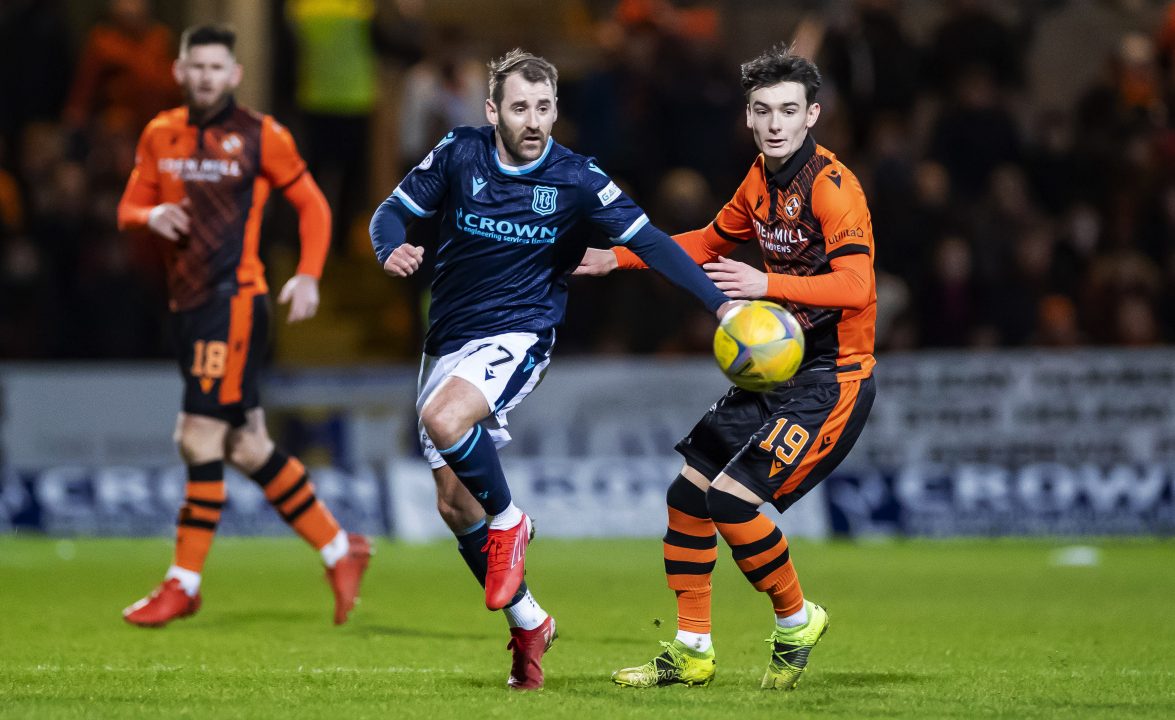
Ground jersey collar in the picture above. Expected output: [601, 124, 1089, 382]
[187, 96, 237, 128]
[765, 133, 816, 191]
[493, 137, 553, 176]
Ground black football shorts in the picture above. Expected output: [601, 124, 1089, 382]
[676, 375, 875, 512]
[169, 289, 269, 427]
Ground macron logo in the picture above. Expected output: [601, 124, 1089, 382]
[472, 176, 487, 197]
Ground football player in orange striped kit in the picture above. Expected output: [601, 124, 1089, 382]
[577, 44, 877, 690]
[117, 24, 371, 628]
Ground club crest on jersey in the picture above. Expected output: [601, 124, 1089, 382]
[221, 133, 243, 155]
[783, 193, 803, 219]
[532, 186, 558, 216]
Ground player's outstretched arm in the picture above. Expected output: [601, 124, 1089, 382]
[578, 244, 744, 319]
[624, 223, 731, 317]
[763, 254, 872, 310]
[716, 299, 748, 320]
[578, 226, 736, 275]
[705, 253, 871, 309]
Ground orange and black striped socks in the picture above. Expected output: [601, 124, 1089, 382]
[709, 488, 804, 619]
[250, 450, 340, 552]
[663, 477, 717, 635]
[172, 460, 226, 579]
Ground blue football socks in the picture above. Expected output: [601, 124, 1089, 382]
[438, 425, 512, 516]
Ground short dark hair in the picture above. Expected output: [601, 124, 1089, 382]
[740, 44, 821, 105]
[180, 24, 236, 57]
[488, 49, 558, 107]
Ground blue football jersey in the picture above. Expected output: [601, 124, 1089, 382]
[393, 126, 650, 356]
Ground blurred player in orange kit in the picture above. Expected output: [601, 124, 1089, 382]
[117, 24, 371, 628]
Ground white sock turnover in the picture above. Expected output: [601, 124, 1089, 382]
[320, 530, 350, 568]
[675, 630, 712, 653]
[776, 603, 808, 628]
[503, 590, 547, 631]
[489, 503, 523, 530]
[165, 565, 201, 597]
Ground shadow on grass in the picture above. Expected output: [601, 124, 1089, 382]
[532, 670, 930, 696]
[360, 625, 497, 642]
[820, 670, 928, 687]
[198, 609, 322, 627]
[455, 675, 620, 693]
[576, 634, 663, 647]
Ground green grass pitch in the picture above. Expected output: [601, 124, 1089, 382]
[2, 535, 1173, 719]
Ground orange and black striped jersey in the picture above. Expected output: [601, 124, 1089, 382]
[706, 136, 875, 381]
[615, 135, 876, 382]
[118, 100, 321, 311]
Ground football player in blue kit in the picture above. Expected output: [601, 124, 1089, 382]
[370, 49, 740, 689]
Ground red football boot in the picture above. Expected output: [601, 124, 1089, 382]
[507, 615, 557, 690]
[123, 578, 201, 628]
[325, 533, 373, 625]
[484, 513, 532, 610]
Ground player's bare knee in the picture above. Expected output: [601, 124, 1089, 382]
[420, 401, 471, 447]
[176, 424, 224, 464]
[419, 401, 448, 437]
[226, 431, 274, 473]
[175, 435, 203, 464]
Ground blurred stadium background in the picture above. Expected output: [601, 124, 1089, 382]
[0, 1, 1173, 715]
[2, 0, 1172, 541]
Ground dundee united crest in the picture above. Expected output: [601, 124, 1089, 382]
[221, 133, 243, 155]
[532, 186, 558, 216]
[784, 193, 803, 219]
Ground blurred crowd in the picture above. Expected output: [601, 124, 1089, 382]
[1, 0, 1174, 361]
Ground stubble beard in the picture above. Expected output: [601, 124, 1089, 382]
[498, 122, 545, 165]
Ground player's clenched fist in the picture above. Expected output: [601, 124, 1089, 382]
[146, 199, 191, 241]
[382, 243, 425, 277]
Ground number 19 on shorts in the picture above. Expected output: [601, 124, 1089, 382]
[759, 418, 810, 466]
